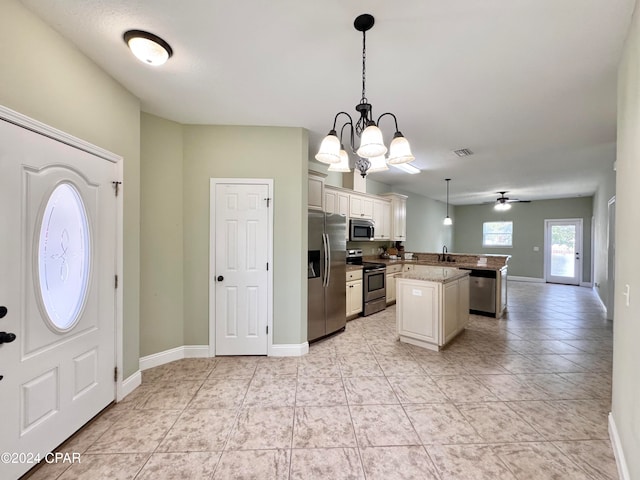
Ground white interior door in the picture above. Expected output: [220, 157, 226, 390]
[544, 219, 583, 285]
[0, 114, 118, 479]
[211, 181, 271, 356]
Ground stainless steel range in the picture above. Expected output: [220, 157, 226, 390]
[346, 249, 387, 316]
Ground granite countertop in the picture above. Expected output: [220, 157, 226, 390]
[397, 266, 470, 284]
[371, 257, 508, 271]
[346, 264, 364, 272]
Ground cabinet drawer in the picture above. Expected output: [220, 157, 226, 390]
[346, 269, 363, 281]
[386, 264, 402, 274]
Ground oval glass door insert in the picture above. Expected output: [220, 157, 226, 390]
[38, 183, 91, 331]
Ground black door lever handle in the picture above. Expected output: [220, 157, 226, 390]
[0, 332, 16, 344]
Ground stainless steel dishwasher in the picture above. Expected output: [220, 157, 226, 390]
[465, 269, 496, 315]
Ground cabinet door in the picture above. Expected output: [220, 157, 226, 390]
[393, 196, 407, 241]
[346, 280, 363, 316]
[337, 192, 350, 217]
[325, 189, 337, 214]
[386, 273, 396, 303]
[350, 194, 373, 219]
[397, 280, 439, 343]
[373, 199, 391, 240]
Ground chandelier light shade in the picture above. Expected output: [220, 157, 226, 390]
[328, 147, 352, 172]
[443, 178, 453, 225]
[315, 14, 415, 177]
[123, 30, 173, 66]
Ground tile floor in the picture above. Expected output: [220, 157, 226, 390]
[26, 281, 618, 479]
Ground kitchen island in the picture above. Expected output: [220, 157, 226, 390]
[396, 266, 470, 351]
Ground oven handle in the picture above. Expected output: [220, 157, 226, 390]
[364, 267, 387, 273]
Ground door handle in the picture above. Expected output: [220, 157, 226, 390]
[0, 306, 6, 318]
[0, 332, 16, 344]
[217, 276, 224, 282]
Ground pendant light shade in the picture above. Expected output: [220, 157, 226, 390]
[123, 30, 173, 66]
[328, 148, 351, 172]
[366, 155, 389, 173]
[443, 178, 453, 226]
[387, 133, 415, 164]
[356, 124, 387, 158]
[315, 130, 342, 164]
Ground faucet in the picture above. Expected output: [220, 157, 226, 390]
[439, 245, 448, 262]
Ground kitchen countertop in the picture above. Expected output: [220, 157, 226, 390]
[368, 256, 509, 271]
[398, 266, 470, 284]
[346, 264, 364, 272]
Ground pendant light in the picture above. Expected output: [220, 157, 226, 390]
[315, 14, 415, 177]
[443, 178, 453, 225]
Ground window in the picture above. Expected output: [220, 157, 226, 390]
[483, 221, 513, 247]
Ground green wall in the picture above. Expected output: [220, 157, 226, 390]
[612, 3, 640, 477]
[454, 198, 593, 282]
[592, 168, 616, 317]
[182, 125, 308, 346]
[140, 114, 184, 356]
[0, 0, 142, 378]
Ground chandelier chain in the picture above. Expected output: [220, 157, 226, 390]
[361, 31, 367, 102]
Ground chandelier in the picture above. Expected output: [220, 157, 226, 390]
[315, 14, 415, 177]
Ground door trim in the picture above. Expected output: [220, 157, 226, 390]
[0, 104, 125, 401]
[209, 178, 274, 357]
[543, 218, 583, 285]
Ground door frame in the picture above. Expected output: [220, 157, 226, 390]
[209, 178, 274, 357]
[544, 218, 583, 285]
[606, 196, 616, 319]
[0, 105, 125, 400]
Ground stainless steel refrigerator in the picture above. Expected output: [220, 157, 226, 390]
[308, 211, 347, 342]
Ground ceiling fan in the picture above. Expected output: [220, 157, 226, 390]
[492, 191, 530, 211]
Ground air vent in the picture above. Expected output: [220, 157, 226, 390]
[453, 148, 473, 157]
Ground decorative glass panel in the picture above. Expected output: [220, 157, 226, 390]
[38, 183, 90, 330]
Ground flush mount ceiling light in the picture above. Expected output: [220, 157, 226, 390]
[443, 178, 453, 225]
[123, 30, 173, 66]
[315, 14, 415, 177]
[390, 162, 421, 174]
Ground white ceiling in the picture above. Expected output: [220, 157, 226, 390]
[21, 0, 635, 204]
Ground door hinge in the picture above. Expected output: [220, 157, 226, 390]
[112, 181, 122, 197]
[266, 325, 269, 334]
[264, 197, 271, 207]
[114, 366, 118, 382]
[266, 262, 269, 271]
[115, 275, 118, 289]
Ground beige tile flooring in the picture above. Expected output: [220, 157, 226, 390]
[27, 281, 618, 479]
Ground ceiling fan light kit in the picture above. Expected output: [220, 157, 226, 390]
[315, 14, 416, 178]
[493, 191, 530, 210]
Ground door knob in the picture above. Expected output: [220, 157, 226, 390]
[0, 306, 6, 319]
[217, 276, 224, 282]
[0, 332, 16, 344]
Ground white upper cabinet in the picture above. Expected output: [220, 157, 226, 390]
[308, 171, 326, 211]
[324, 186, 350, 217]
[349, 193, 374, 219]
[381, 193, 407, 241]
[372, 198, 391, 240]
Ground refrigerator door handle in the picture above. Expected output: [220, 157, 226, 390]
[322, 233, 329, 287]
[325, 233, 331, 287]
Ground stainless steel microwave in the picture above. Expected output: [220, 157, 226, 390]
[349, 218, 375, 241]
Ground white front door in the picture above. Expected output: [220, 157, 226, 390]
[211, 180, 272, 356]
[544, 219, 583, 286]
[0, 113, 118, 479]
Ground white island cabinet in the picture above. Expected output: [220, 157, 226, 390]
[396, 267, 470, 351]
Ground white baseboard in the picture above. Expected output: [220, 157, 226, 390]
[580, 281, 593, 288]
[508, 276, 545, 283]
[118, 370, 142, 402]
[269, 342, 309, 357]
[609, 412, 630, 480]
[139, 345, 210, 371]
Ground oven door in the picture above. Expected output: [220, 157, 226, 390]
[364, 268, 386, 302]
